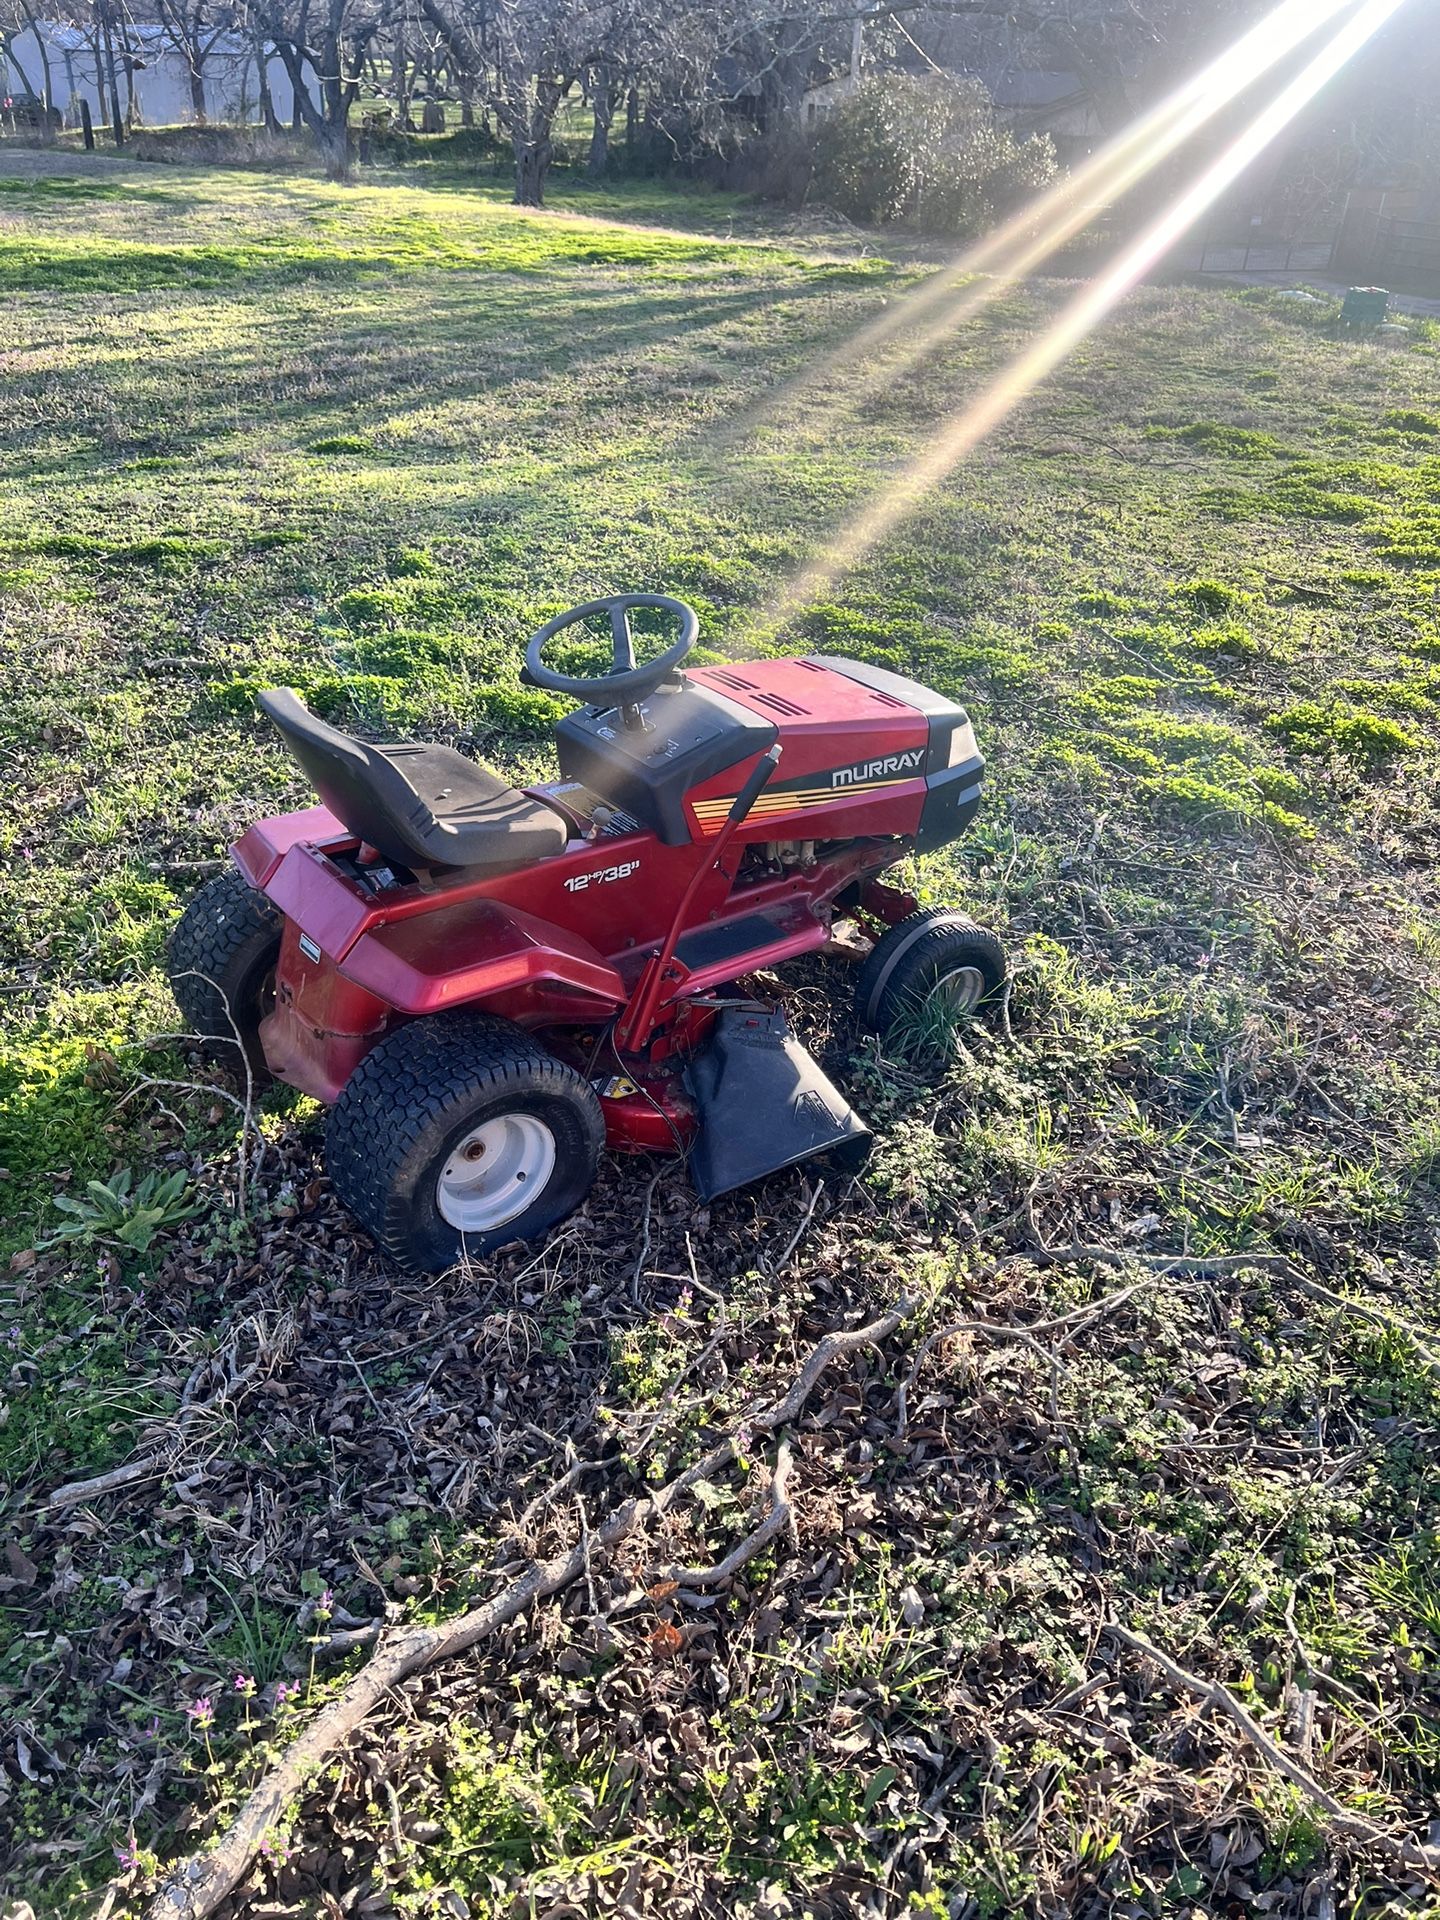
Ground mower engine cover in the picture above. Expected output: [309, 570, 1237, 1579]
[555, 654, 982, 853]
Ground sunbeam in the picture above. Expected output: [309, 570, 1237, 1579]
[757, 0, 1409, 633]
[717, 0, 1368, 452]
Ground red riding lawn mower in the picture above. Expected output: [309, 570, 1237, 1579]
[168, 595, 1004, 1273]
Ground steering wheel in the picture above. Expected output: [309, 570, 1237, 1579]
[522, 593, 698, 709]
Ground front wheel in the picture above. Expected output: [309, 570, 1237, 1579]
[856, 908, 1006, 1038]
[167, 867, 282, 1087]
[325, 1012, 604, 1274]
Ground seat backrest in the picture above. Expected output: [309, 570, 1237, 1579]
[257, 688, 435, 868]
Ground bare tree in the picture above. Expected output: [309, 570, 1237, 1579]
[152, 0, 240, 122]
[254, 0, 382, 176]
[413, 0, 606, 204]
[1, 0, 42, 98]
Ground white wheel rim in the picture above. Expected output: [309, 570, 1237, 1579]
[930, 965, 985, 1015]
[436, 1114, 556, 1233]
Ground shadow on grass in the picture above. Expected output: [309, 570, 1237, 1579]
[0, 274, 863, 484]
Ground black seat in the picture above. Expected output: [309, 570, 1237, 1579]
[257, 689, 568, 874]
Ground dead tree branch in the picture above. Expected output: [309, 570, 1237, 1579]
[656, 1440, 794, 1589]
[1108, 1623, 1440, 1877]
[1029, 1237, 1440, 1374]
[35, 1329, 267, 1513]
[145, 1296, 916, 1920]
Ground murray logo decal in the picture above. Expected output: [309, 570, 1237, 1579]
[690, 745, 928, 833]
[830, 748, 924, 788]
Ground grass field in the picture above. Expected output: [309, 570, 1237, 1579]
[3, 148, 1440, 1920]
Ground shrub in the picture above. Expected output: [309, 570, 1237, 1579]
[1074, 586, 1132, 618]
[1146, 422, 1281, 460]
[473, 684, 569, 734]
[109, 535, 224, 569]
[1191, 620, 1258, 658]
[310, 434, 375, 455]
[808, 74, 1056, 234]
[1266, 701, 1422, 761]
[1176, 577, 1253, 616]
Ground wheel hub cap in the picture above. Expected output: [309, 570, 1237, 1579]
[436, 1114, 556, 1233]
[930, 965, 985, 1015]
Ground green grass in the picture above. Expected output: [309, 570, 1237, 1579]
[4, 152, 1440, 1919]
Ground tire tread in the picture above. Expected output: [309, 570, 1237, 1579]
[166, 868, 282, 1074]
[857, 907, 1006, 1034]
[326, 1013, 603, 1272]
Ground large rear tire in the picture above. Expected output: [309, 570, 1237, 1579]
[167, 868, 282, 1087]
[325, 1012, 604, 1274]
[856, 908, 1006, 1038]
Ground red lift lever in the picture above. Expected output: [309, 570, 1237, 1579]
[614, 745, 782, 1055]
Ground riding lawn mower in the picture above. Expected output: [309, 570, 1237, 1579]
[168, 594, 1004, 1273]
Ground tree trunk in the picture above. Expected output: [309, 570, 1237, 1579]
[391, 32, 413, 130]
[316, 116, 351, 181]
[4, 37, 39, 103]
[98, 8, 124, 145]
[513, 134, 549, 206]
[273, 36, 352, 181]
[587, 69, 613, 179]
[507, 71, 566, 206]
[625, 85, 637, 163]
[188, 54, 206, 124]
[317, 24, 360, 182]
[256, 45, 280, 135]
[17, 0, 56, 142]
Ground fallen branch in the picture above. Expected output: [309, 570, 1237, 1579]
[893, 1278, 1151, 1442]
[766, 1181, 822, 1275]
[37, 1453, 168, 1511]
[1030, 1236, 1440, 1375]
[36, 1355, 219, 1513]
[145, 1297, 916, 1920]
[657, 1441, 794, 1589]
[36, 1316, 277, 1513]
[1108, 1623, 1440, 1877]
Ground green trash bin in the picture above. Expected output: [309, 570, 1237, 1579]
[1341, 286, 1390, 327]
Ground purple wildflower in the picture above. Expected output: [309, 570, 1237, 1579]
[114, 1841, 141, 1872]
[185, 1695, 213, 1728]
[234, 1672, 256, 1695]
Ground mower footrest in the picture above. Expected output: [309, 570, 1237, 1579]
[685, 1008, 872, 1202]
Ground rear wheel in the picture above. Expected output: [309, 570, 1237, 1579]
[856, 908, 1006, 1038]
[167, 868, 282, 1086]
[325, 1012, 604, 1274]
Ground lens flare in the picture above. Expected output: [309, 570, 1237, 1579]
[760, 0, 1407, 632]
[719, 0, 1365, 451]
